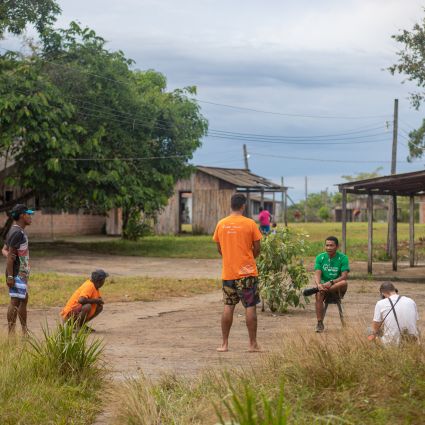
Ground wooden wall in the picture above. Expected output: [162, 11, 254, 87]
[192, 172, 234, 234]
[155, 177, 192, 234]
[155, 171, 235, 235]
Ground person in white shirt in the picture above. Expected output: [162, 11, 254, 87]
[369, 282, 419, 345]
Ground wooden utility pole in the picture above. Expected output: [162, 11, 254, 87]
[304, 176, 308, 222]
[387, 99, 398, 257]
[243, 144, 249, 170]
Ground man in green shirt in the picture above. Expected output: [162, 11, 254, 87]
[313, 236, 349, 333]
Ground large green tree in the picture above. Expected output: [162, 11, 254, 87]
[389, 15, 425, 160]
[0, 23, 207, 236]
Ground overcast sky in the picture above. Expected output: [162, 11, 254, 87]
[4, 0, 425, 200]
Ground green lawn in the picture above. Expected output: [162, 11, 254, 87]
[30, 222, 425, 262]
[0, 273, 219, 307]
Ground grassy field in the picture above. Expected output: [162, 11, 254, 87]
[112, 330, 425, 424]
[30, 222, 425, 262]
[0, 273, 219, 307]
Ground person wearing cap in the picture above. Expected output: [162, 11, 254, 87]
[369, 281, 419, 345]
[4, 204, 34, 335]
[61, 270, 108, 329]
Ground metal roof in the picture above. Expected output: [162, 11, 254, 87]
[196, 166, 283, 191]
[337, 169, 425, 196]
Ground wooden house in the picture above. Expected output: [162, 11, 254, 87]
[155, 166, 284, 235]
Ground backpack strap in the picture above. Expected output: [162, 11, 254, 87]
[388, 296, 403, 335]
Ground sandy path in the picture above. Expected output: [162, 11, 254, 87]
[30, 255, 222, 279]
[30, 253, 425, 281]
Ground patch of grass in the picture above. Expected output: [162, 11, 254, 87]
[0, 333, 102, 424]
[0, 273, 220, 307]
[112, 330, 425, 424]
[30, 222, 425, 262]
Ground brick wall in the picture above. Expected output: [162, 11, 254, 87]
[0, 211, 106, 238]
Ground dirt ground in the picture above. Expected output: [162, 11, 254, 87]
[30, 253, 425, 280]
[2, 256, 425, 424]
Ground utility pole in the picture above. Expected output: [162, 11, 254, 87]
[387, 99, 398, 256]
[281, 177, 285, 225]
[304, 176, 308, 222]
[243, 144, 249, 170]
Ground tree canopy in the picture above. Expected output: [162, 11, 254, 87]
[0, 0, 60, 37]
[389, 15, 425, 160]
[0, 22, 207, 236]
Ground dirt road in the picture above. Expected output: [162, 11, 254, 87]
[3, 280, 424, 381]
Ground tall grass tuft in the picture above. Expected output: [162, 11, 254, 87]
[29, 320, 104, 379]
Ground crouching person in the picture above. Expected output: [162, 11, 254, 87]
[60, 269, 108, 330]
[369, 281, 419, 345]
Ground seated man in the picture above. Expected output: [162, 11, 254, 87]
[313, 236, 349, 333]
[61, 269, 108, 329]
[369, 281, 419, 345]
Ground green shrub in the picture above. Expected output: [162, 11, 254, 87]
[257, 227, 310, 312]
[29, 320, 104, 380]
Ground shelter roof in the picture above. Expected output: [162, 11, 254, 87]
[196, 166, 283, 191]
[337, 170, 425, 196]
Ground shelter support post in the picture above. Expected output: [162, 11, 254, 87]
[272, 192, 275, 217]
[341, 189, 347, 254]
[392, 194, 397, 271]
[284, 189, 288, 227]
[260, 190, 264, 209]
[409, 195, 415, 267]
[367, 193, 373, 274]
[246, 192, 251, 218]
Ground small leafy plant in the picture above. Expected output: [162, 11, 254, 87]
[257, 227, 310, 313]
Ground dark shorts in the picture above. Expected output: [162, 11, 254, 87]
[260, 225, 270, 234]
[324, 284, 347, 303]
[222, 276, 260, 308]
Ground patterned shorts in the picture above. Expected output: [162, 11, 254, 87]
[222, 276, 260, 308]
[9, 276, 28, 300]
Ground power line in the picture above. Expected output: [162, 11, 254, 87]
[0, 45, 392, 121]
[249, 151, 418, 164]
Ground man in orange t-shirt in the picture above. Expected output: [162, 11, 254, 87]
[213, 193, 262, 352]
[61, 269, 108, 329]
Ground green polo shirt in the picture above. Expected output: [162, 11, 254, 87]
[314, 251, 350, 283]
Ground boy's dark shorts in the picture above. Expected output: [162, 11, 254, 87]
[222, 276, 260, 308]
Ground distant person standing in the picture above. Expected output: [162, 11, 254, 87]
[4, 204, 34, 335]
[213, 193, 263, 352]
[258, 207, 271, 235]
[369, 282, 419, 345]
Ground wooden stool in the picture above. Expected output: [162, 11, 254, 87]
[323, 296, 345, 326]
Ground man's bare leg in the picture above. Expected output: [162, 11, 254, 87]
[315, 292, 325, 321]
[75, 304, 92, 328]
[7, 298, 19, 334]
[246, 306, 260, 352]
[217, 304, 235, 352]
[17, 295, 29, 335]
[328, 280, 347, 295]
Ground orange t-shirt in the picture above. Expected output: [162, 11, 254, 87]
[61, 279, 101, 319]
[213, 214, 262, 280]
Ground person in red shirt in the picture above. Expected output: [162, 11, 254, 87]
[258, 207, 271, 234]
[213, 193, 263, 352]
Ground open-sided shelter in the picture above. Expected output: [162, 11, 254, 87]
[338, 170, 425, 273]
[155, 166, 286, 234]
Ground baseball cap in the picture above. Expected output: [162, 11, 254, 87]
[91, 269, 109, 282]
[10, 204, 34, 219]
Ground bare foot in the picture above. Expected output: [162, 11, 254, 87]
[216, 344, 229, 352]
[248, 344, 263, 353]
